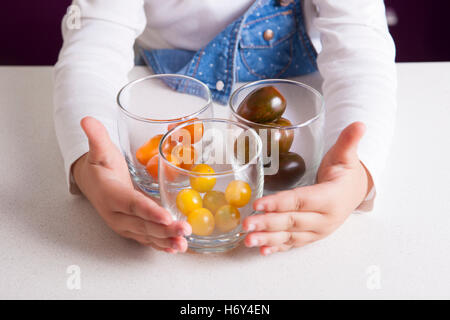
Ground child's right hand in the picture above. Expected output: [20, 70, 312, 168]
[72, 117, 191, 253]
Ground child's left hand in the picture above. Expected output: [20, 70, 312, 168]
[243, 122, 373, 255]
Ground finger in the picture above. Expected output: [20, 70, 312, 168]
[112, 212, 191, 238]
[328, 122, 366, 165]
[253, 183, 333, 213]
[151, 236, 188, 252]
[80, 116, 115, 167]
[105, 180, 174, 225]
[245, 231, 316, 248]
[243, 212, 324, 232]
[122, 231, 178, 253]
[122, 231, 187, 252]
[260, 245, 289, 256]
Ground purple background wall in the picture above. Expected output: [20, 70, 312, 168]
[0, 0, 449, 65]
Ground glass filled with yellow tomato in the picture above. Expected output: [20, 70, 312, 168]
[117, 74, 213, 196]
[159, 119, 264, 253]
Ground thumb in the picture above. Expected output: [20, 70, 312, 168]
[329, 122, 366, 165]
[80, 116, 115, 166]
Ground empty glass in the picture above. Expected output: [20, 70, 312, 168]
[158, 119, 264, 253]
[117, 74, 213, 196]
[229, 79, 324, 194]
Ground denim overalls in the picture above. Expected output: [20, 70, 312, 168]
[141, 0, 317, 105]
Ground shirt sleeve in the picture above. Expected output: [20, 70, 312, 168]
[53, 0, 146, 193]
[312, 0, 397, 211]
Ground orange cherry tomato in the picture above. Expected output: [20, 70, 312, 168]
[170, 144, 197, 170]
[145, 154, 159, 180]
[146, 153, 181, 181]
[136, 134, 163, 165]
[168, 118, 204, 145]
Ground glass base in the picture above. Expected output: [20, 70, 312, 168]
[127, 156, 161, 197]
[186, 232, 246, 253]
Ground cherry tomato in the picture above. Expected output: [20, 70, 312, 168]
[225, 180, 252, 208]
[146, 153, 180, 181]
[215, 205, 240, 233]
[187, 208, 215, 236]
[176, 189, 203, 216]
[203, 191, 228, 215]
[189, 164, 216, 193]
[136, 134, 163, 165]
[168, 118, 204, 144]
[264, 152, 306, 191]
[170, 144, 197, 170]
[145, 154, 159, 179]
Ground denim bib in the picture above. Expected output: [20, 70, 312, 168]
[141, 0, 317, 105]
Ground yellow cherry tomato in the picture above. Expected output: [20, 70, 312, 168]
[187, 208, 215, 236]
[189, 164, 217, 193]
[203, 191, 228, 215]
[215, 205, 240, 233]
[225, 180, 252, 208]
[176, 189, 203, 216]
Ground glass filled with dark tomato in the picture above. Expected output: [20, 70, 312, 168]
[229, 79, 324, 194]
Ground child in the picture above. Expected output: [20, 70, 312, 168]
[54, 0, 396, 255]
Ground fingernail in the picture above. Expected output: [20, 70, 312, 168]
[183, 224, 192, 236]
[246, 224, 255, 232]
[255, 204, 264, 211]
[177, 229, 184, 236]
[249, 238, 258, 247]
[160, 218, 171, 226]
[172, 242, 179, 250]
[263, 248, 271, 256]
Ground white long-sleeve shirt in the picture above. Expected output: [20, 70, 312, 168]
[54, 0, 397, 210]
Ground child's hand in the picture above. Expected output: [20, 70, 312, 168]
[243, 122, 373, 255]
[72, 117, 191, 253]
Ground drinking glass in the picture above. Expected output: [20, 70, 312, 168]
[229, 79, 324, 194]
[158, 119, 264, 253]
[117, 74, 213, 196]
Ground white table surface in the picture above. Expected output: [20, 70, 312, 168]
[0, 63, 449, 300]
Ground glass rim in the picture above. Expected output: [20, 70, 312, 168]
[228, 78, 325, 129]
[158, 118, 263, 177]
[116, 74, 212, 124]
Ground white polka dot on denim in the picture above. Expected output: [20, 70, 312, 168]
[209, 64, 214, 67]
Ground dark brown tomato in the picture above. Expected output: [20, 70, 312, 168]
[236, 86, 287, 123]
[233, 131, 258, 164]
[264, 152, 306, 191]
[260, 117, 294, 156]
